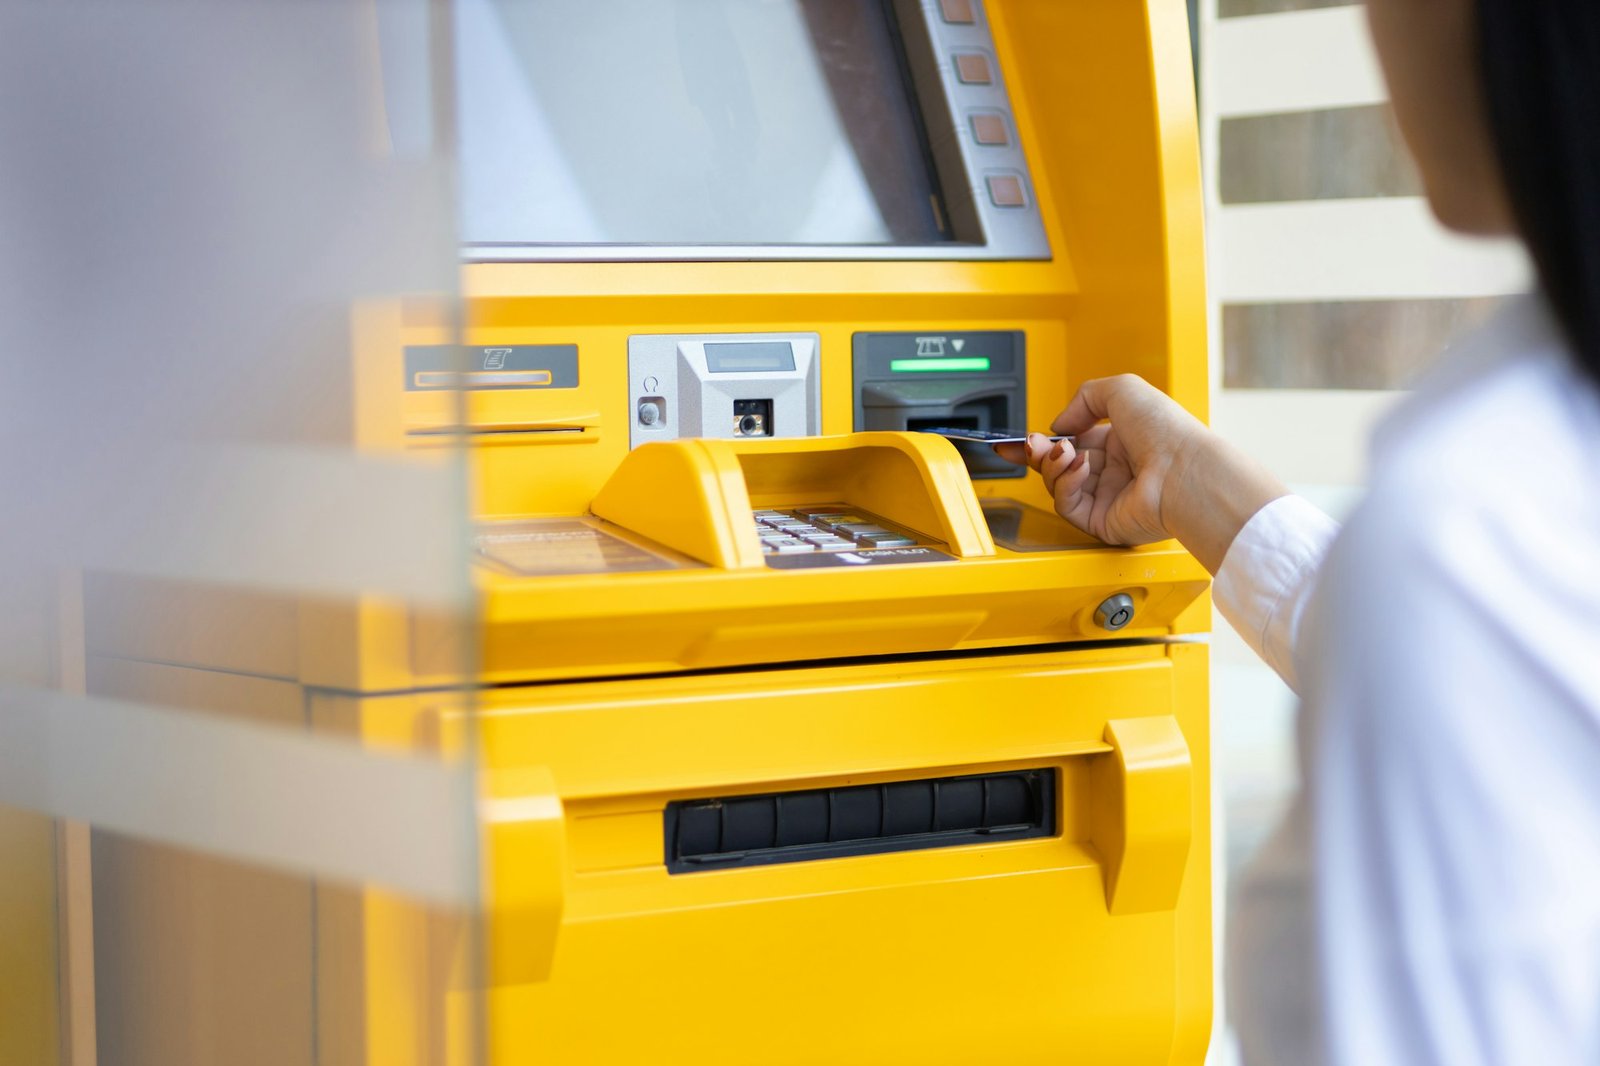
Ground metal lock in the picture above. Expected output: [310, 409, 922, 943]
[1094, 593, 1136, 632]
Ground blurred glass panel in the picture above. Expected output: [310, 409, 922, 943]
[0, 2, 481, 1066]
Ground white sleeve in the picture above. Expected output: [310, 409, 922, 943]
[1304, 500, 1600, 1066]
[1212, 493, 1340, 694]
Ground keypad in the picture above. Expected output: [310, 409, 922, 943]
[752, 506, 920, 555]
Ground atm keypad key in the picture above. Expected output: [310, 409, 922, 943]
[753, 506, 926, 554]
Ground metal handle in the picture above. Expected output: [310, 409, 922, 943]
[1088, 716, 1193, 915]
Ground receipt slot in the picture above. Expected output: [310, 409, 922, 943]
[854, 330, 1027, 478]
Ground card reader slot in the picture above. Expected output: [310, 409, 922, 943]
[664, 768, 1055, 872]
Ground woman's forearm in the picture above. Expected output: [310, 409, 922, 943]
[1161, 432, 1290, 575]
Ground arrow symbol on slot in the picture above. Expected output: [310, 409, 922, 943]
[951, 339, 965, 352]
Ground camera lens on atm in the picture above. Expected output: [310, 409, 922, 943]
[733, 399, 773, 437]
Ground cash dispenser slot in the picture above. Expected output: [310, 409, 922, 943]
[665, 768, 1056, 872]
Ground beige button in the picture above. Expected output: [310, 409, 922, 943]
[970, 113, 1008, 146]
[954, 53, 993, 85]
[987, 174, 1026, 207]
[939, 0, 976, 24]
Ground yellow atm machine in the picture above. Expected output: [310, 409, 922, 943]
[86, 1, 1211, 1063]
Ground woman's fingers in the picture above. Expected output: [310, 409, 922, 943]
[1056, 453, 1098, 532]
[992, 432, 1057, 471]
[991, 440, 1029, 468]
[1089, 463, 1137, 542]
[1038, 440, 1098, 530]
[1039, 437, 1078, 497]
[1074, 422, 1112, 453]
[1051, 377, 1119, 437]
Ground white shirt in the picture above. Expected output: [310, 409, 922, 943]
[1215, 295, 1600, 1066]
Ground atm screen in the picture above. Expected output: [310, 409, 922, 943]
[457, 0, 951, 248]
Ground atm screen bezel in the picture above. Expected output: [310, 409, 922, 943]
[458, 0, 1050, 263]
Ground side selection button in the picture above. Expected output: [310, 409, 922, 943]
[954, 53, 993, 85]
[986, 173, 1027, 208]
[939, 0, 977, 24]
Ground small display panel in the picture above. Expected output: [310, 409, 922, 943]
[705, 342, 797, 374]
[456, 0, 950, 247]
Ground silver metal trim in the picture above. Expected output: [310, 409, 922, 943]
[462, 242, 1040, 263]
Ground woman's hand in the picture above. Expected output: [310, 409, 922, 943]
[994, 374, 1288, 573]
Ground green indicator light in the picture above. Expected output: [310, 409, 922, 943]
[889, 357, 992, 373]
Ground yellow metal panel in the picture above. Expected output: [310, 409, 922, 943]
[589, 438, 760, 570]
[995, 0, 1208, 419]
[1166, 641, 1214, 1065]
[473, 645, 1168, 798]
[460, 548, 1207, 683]
[465, 643, 1208, 1065]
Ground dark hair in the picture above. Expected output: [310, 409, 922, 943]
[1477, 3, 1600, 384]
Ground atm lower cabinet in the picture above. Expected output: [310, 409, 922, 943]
[316, 640, 1211, 1066]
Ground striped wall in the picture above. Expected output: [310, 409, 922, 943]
[1203, 3, 1528, 477]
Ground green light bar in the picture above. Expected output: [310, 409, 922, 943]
[889, 357, 992, 373]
